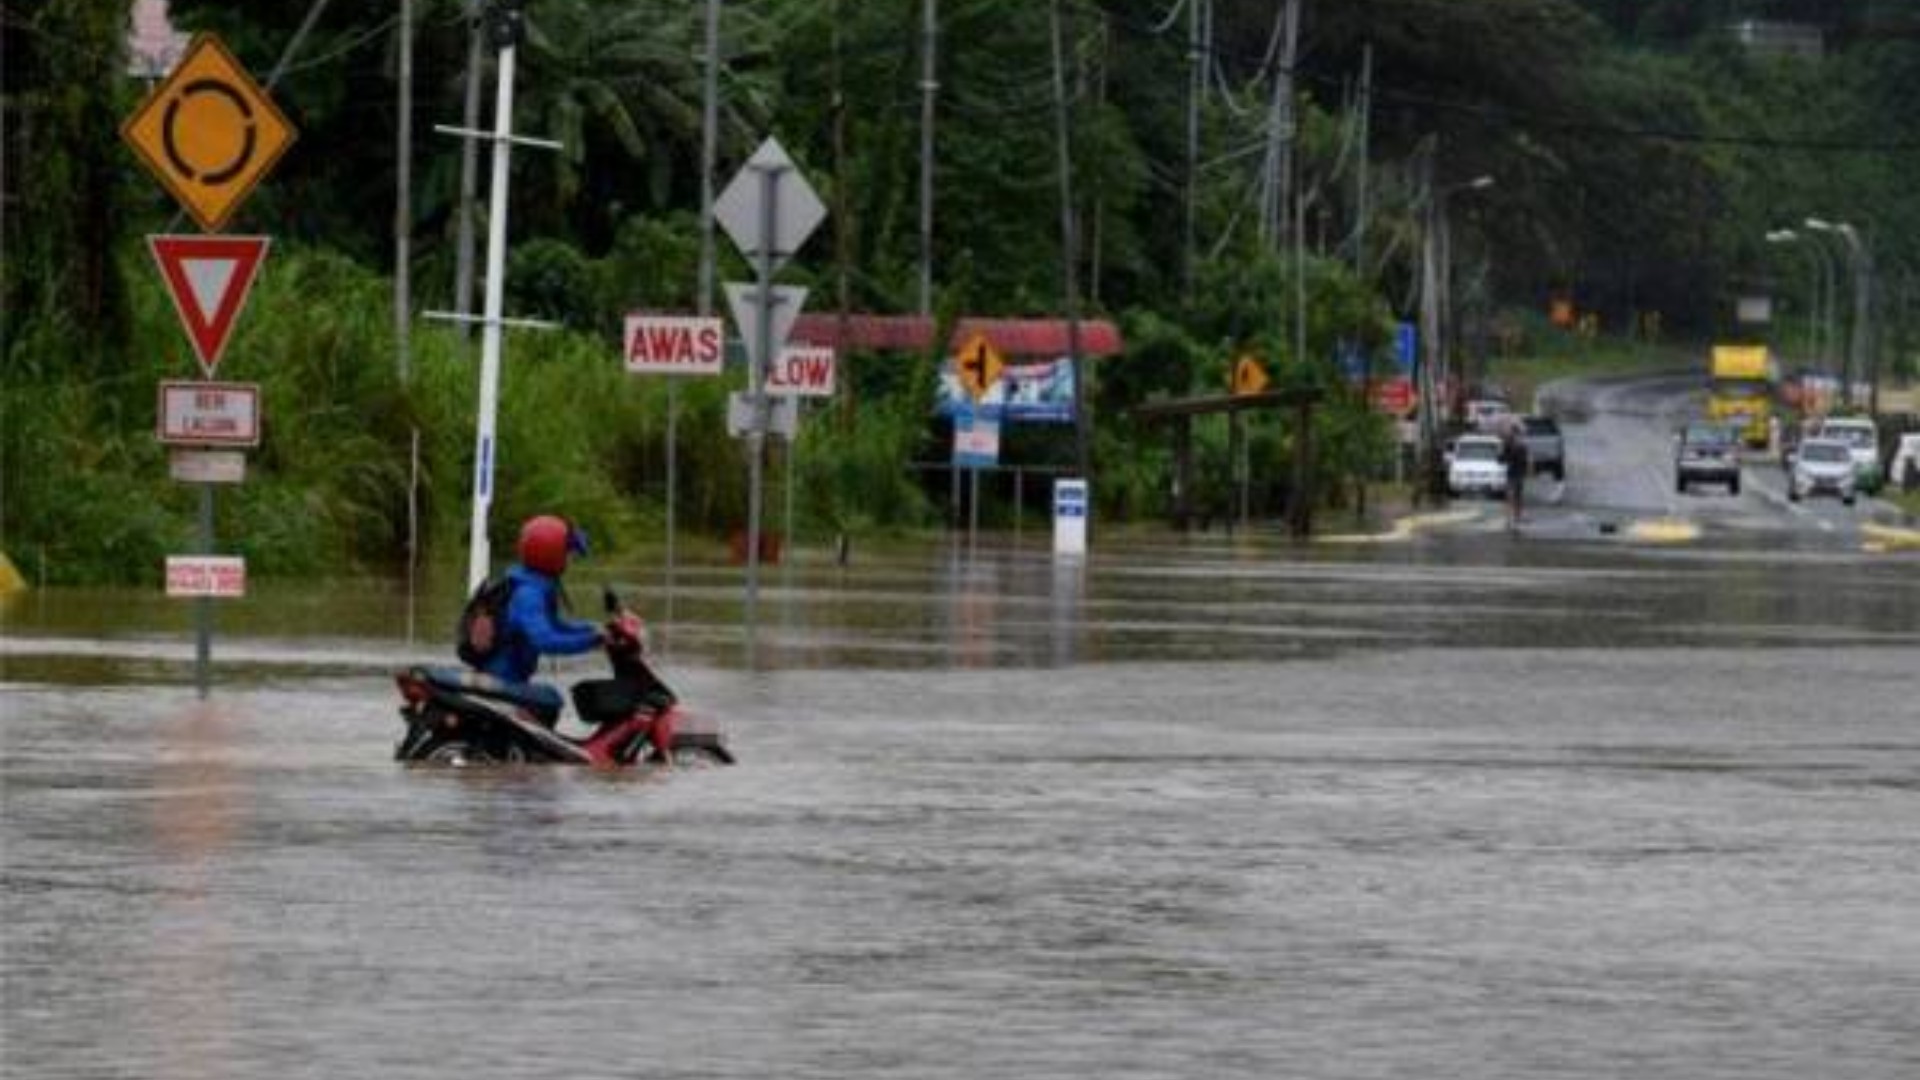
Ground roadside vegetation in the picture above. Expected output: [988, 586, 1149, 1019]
[5, 1, 1917, 583]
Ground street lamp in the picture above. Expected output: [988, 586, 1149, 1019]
[1806, 217, 1874, 411]
[1766, 229, 1830, 382]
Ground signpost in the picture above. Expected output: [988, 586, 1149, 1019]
[123, 32, 293, 698]
[714, 137, 826, 639]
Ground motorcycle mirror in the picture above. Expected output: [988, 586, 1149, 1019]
[602, 584, 619, 615]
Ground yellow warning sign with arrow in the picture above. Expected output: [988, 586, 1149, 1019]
[1231, 354, 1269, 397]
[953, 332, 1006, 403]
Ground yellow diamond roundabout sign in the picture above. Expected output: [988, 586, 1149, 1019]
[121, 34, 297, 233]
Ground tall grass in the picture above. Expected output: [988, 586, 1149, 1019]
[2, 243, 948, 584]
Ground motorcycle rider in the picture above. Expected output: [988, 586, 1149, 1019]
[478, 516, 606, 708]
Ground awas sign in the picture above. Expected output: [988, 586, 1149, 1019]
[766, 345, 835, 397]
[166, 556, 246, 598]
[624, 315, 724, 376]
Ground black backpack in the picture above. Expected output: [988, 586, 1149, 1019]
[455, 576, 517, 668]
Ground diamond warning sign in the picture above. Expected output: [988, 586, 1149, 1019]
[121, 34, 296, 232]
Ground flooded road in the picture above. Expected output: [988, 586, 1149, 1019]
[4, 527, 1918, 1079]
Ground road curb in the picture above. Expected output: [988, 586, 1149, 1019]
[1316, 509, 1481, 544]
[1861, 522, 1920, 551]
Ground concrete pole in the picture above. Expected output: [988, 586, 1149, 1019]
[394, 0, 413, 382]
[1051, 0, 1088, 484]
[453, 1, 484, 338]
[919, 0, 938, 316]
[466, 41, 519, 594]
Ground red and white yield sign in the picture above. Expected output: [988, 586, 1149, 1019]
[150, 234, 270, 377]
[767, 345, 835, 397]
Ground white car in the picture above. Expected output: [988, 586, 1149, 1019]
[1788, 438, 1857, 506]
[1447, 435, 1508, 498]
[1815, 416, 1882, 493]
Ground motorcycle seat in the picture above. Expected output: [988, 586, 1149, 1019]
[421, 666, 564, 725]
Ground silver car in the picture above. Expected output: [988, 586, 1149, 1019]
[1789, 438, 1858, 506]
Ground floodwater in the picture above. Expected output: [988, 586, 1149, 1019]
[4, 528, 1918, 1080]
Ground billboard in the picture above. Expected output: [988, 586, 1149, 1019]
[936, 358, 1076, 423]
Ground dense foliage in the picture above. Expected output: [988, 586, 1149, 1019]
[4, 0, 1917, 582]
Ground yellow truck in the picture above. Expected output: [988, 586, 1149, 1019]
[1707, 345, 1776, 448]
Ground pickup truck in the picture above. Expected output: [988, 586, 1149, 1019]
[1519, 415, 1565, 480]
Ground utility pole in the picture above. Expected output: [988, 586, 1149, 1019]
[1051, 0, 1088, 483]
[1352, 41, 1372, 274]
[1261, 0, 1301, 251]
[1185, 0, 1203, 299]
[394, 0, 413, 381]
[453, 0, 484, 339]
[919, 0, 938, 316]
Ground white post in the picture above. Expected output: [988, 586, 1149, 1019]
[467, 41, 518, 594]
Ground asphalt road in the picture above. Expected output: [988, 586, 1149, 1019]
[1432, 373, 1908, 545]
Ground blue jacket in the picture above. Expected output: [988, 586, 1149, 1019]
[480, 564, 601, 684]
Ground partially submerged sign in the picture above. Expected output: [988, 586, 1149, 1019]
[157, 380, 260, 446]
[165, 555, 246, 598]
[623, 315, 724, 375]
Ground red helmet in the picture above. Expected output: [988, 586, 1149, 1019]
[517, 515, 586, 575]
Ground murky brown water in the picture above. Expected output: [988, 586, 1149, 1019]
[4, 531, 1918, 1079]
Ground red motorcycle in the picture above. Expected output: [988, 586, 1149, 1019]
[392, 588, 734, 767]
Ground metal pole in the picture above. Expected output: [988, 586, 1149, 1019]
[466, 40, 518, 594]
[745, 163, 783, 634]
[1050, 1, 1089, 484]
[1184, 0, 1200, 299]
[196, 486, 212, 699]
[919, 0, 937, 316]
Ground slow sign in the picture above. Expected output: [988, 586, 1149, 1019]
[766, 345, 835, 398]
[157, 380, 260, 446]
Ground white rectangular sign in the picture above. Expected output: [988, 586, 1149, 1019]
[767, 345, 835, 397]
[1053, 479, 1089, 556]
[169, 448, 247, 484]
[157, 380, 260, 446]
[165, 556, 246, 598]
[623, 315, 725, 375]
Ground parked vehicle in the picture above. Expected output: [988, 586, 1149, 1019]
[1675, 421, 1741, 495]
[1519, 415, 1565, 480]
[1813, 416, 1883, 494]
[1788, 438, 1858, 505]
[1447, 434, 1508, 498]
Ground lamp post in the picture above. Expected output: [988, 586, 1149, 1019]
[1807, 217, 1874, 412]
[1766, 229, 1827, 380]
[1416, 165, 1494, 496]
